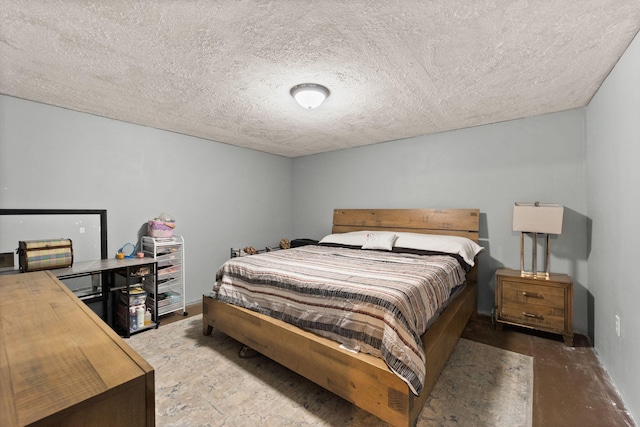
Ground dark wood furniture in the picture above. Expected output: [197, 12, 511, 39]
[0, 271, 155, 426]
[203, 208, 480, 426]
[495, 267, 573, 346]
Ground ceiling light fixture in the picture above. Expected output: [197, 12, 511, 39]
[290, 83, 330, 109]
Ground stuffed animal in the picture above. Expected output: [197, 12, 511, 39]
[279, 238, 291, 249]
[243, 246, 257, 255]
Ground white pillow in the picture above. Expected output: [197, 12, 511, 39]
[393, 232, 484, 266]
[318, 230, 370, 246]
[318, 231, 483, 266]
[361, 232, 398, 251]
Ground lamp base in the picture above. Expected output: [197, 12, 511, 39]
[519, 269, 551, 280]
[519, 232, 552, 280]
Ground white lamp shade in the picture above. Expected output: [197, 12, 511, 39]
[290, 84, 329, 109]
[513, 202, 564, 234]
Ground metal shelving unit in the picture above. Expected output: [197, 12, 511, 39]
[113, 262, 158, 337]
[141, 235, 187, 319]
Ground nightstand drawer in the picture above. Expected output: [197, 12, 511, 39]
[499, 303, 565, 331]
[501, 280, 566, 309]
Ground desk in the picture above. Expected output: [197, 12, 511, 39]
[54, 258, 158, 336]
[0, 271, 155, 426]
[53, 257, 157, 279]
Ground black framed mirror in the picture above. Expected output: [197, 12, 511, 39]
[0, 209, 107, 273]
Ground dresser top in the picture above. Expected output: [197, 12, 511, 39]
[0, 271, 153, 426]
[496, 267, 572, 284]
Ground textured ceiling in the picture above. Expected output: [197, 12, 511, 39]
[2, 1, 640, 158]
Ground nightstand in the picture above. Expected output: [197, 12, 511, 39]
[495, 268, 573, 346]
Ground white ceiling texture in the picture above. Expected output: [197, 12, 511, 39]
[2, 1, 640, 157]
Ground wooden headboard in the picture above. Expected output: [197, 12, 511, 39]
[332, 208, 481, 284]
[332, 208, 480, 242]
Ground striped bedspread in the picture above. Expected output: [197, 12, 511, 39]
[210, 245, 467, 395]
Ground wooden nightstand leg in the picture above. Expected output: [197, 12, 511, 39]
[563, 334, 574, 346]
[492, 308, 503, 330]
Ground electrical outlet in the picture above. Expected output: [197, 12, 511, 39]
[615, 314, 621, 337]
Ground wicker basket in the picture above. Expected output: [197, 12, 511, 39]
[148, 220, 173, 238]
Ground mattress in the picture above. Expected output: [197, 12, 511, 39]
[210, 245, 467, 395]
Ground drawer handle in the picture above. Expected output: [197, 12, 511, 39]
[523, 312, 540, 319]
[522, 291, 542, 299]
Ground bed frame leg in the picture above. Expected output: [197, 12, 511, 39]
[203, 323, 213, 336]
[202, 297, 214, 336]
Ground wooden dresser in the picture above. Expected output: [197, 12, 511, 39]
[495, 268, 573, 346]
[0, 271, 155, 426]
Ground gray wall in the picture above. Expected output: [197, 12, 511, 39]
[292, 109, 590, 334]
[0, 95, 293, 304]
[586, 32, 640, 421]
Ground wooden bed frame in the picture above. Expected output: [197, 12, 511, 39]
[203, 208, 480, 426]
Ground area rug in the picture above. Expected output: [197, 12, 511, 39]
[128, 315, 533, 426]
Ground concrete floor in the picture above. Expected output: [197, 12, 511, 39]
[462, 316, 635, 427]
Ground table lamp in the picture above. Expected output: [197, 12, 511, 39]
[513, 202, 564, 279]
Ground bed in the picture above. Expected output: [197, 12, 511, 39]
[203, 208, 480, 426]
